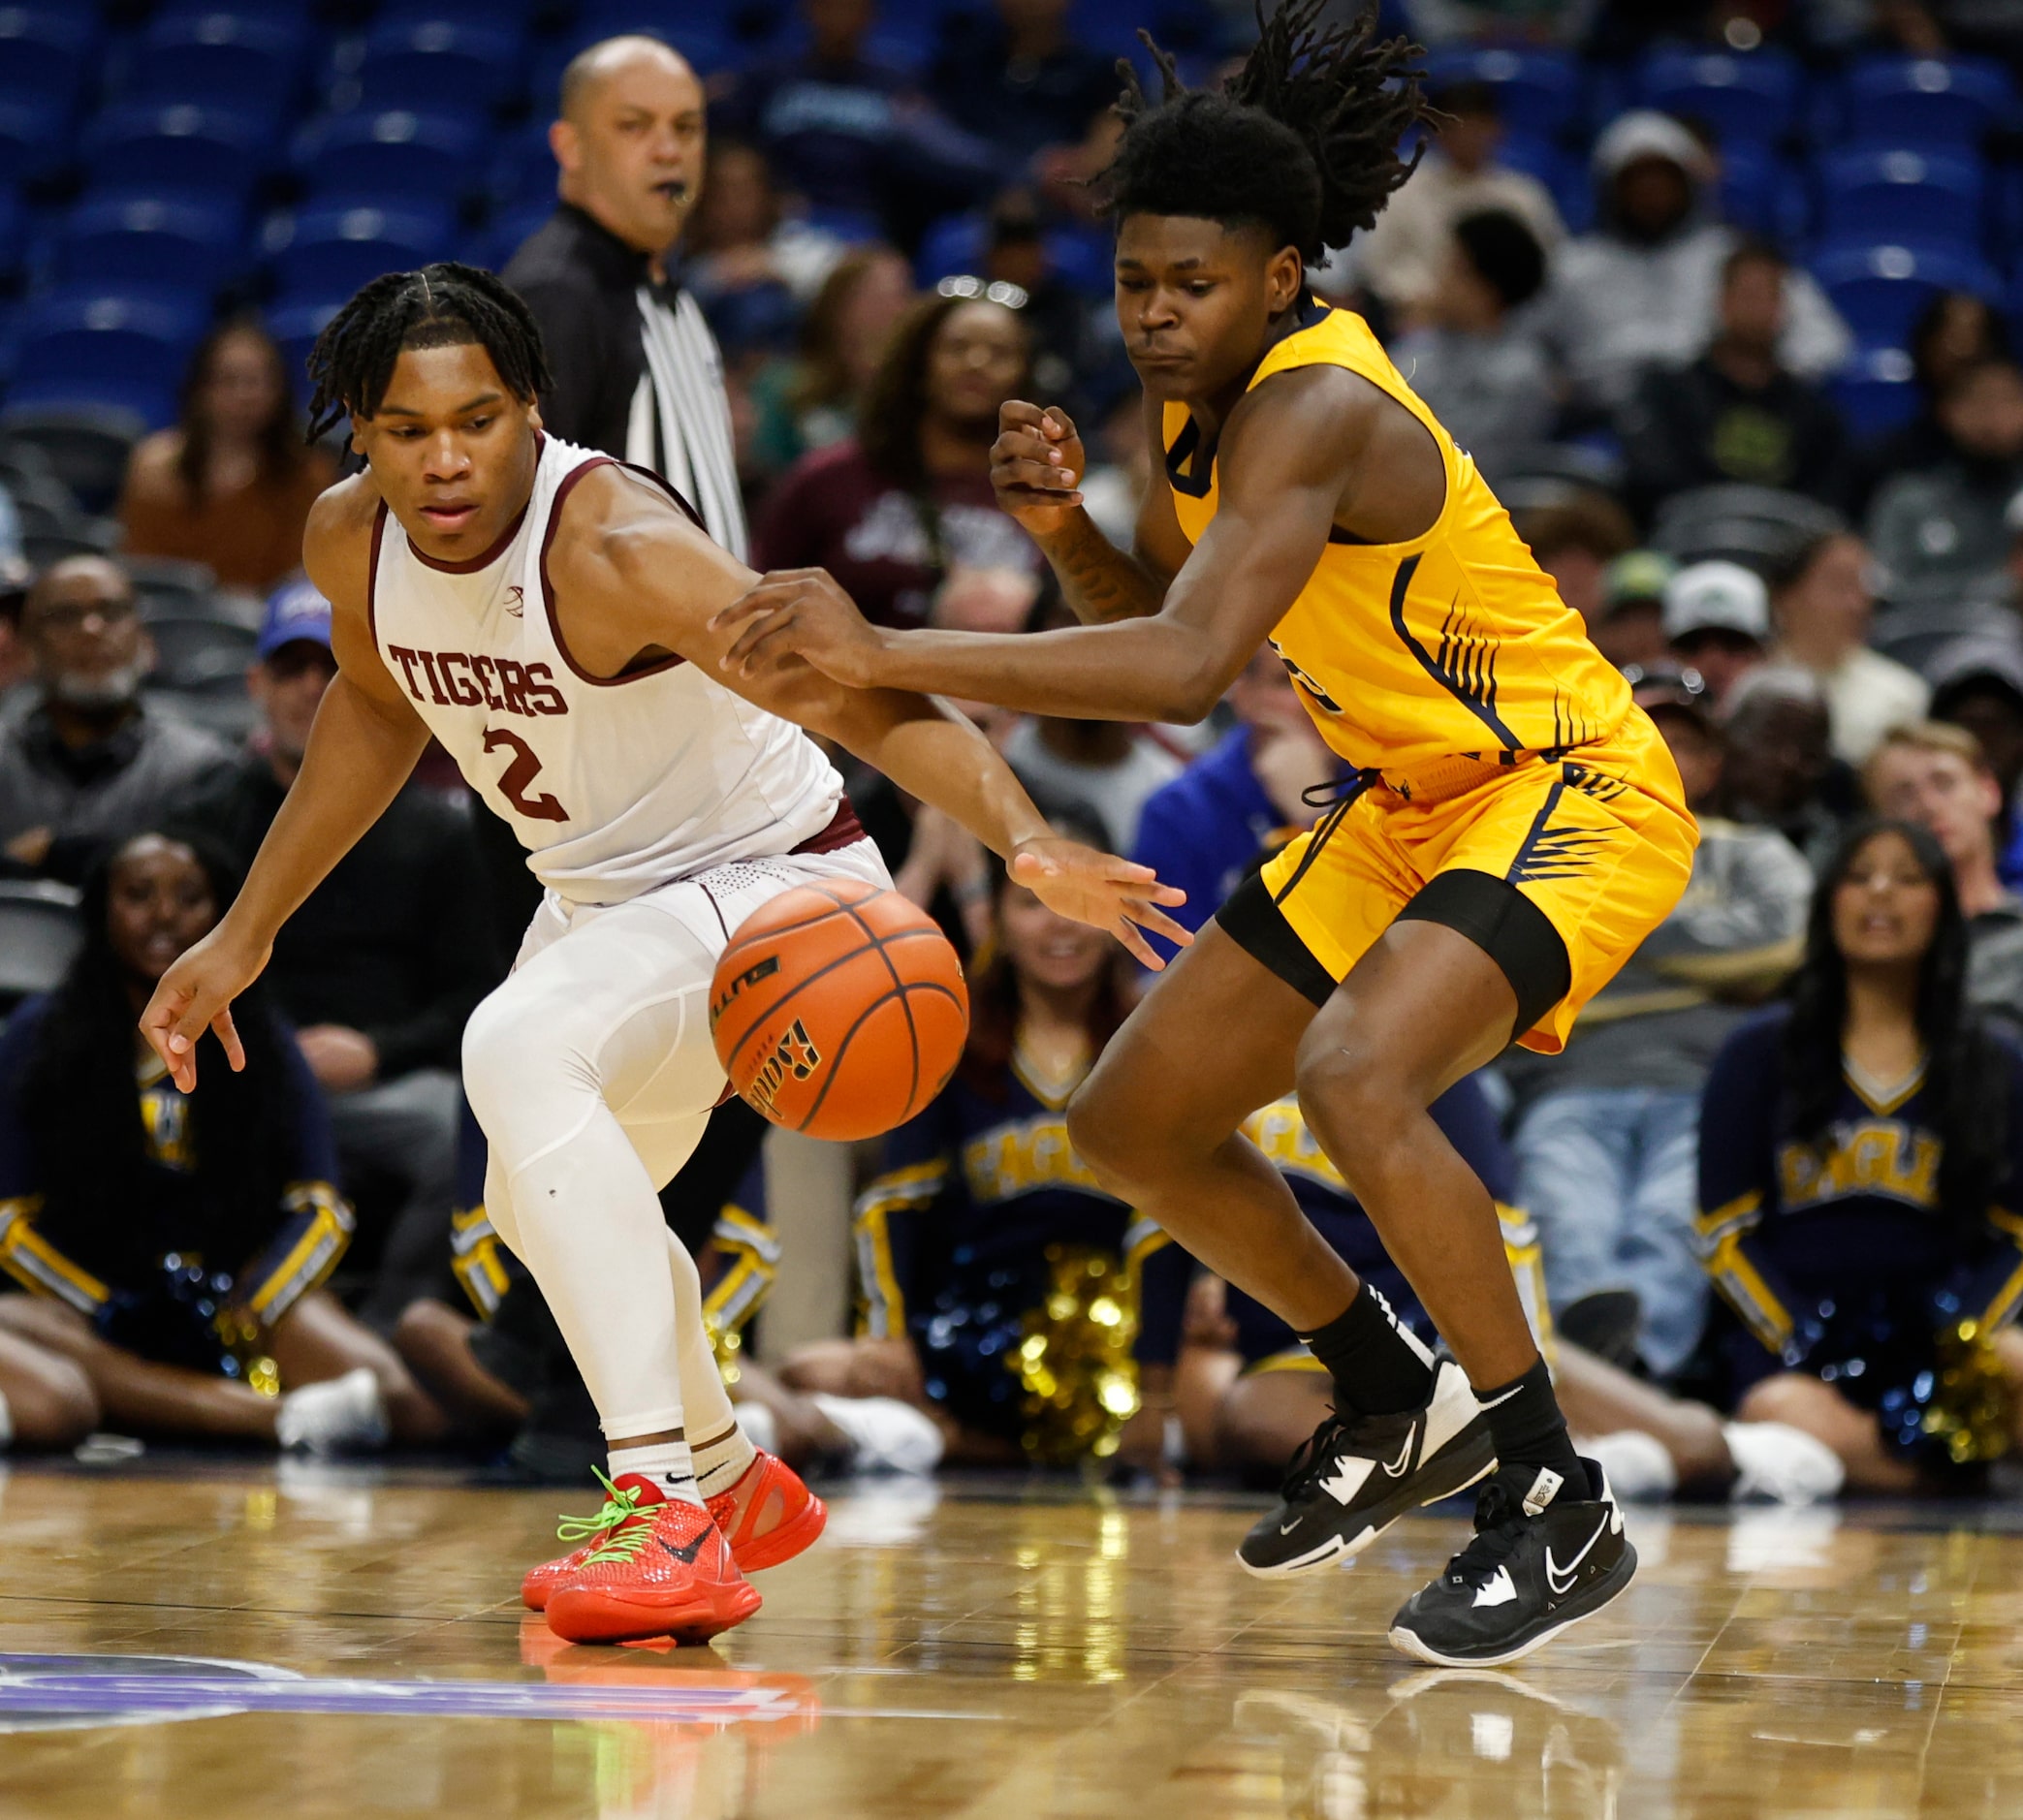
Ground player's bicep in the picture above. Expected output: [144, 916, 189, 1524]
[1156, 379, 1363, 676]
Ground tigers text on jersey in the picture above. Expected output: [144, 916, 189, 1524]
[368, 433, 841, 904]
[1160, 298, 1634, 779]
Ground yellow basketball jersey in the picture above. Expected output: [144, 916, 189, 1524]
[1161, 301, 1632, 776]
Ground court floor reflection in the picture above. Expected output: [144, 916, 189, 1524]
[0, 1460, 2017, 1816]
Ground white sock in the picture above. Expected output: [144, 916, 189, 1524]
[607, 1437, 704, 1507]
[690, 1419, 758, 1497]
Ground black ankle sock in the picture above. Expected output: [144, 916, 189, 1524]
[1477, 1357, 1587, 1499]
[1298, 1283, 1435, 1418]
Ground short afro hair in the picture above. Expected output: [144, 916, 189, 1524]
[1452, 208, 1546, 312]
[1098, 0, 1431, 265]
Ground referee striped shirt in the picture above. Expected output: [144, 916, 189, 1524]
[502, 202, 748, 560]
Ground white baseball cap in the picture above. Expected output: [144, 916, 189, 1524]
[1662, 560, 1771, 643]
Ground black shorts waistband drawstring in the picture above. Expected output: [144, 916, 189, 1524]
[1271, 769, 1379, 906]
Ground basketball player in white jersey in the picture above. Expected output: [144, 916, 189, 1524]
[139, 266, 1188, 1646]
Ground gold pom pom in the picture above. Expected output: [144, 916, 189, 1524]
[1011, 1244, 1142, 1464]
[1922, 1320, 2015, 1465]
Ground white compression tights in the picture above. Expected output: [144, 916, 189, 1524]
[460, 842, 890, 1442]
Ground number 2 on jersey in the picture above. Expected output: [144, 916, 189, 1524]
[482, 728, 569, 823]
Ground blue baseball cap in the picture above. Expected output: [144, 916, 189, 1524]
[257, 574, 333, 658]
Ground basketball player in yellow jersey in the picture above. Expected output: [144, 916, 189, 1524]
[711, 2, 1694, 1666]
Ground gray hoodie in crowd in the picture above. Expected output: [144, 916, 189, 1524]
[1543, 111, 1852, 416]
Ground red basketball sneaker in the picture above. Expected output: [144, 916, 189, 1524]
[708, 1450, 827, 1572]
[545, 1482, 761, 1645]
[523, 1455, 825, 1611]
[522, 1469, 654, 1613]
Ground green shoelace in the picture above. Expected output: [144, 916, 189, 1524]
[553, 1467, 652, 1562]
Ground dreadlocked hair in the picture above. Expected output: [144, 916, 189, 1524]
[1100, 0, 1430, 264]
[304, 263, 553, 440]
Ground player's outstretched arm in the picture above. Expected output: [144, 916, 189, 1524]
[990, 399, 1188, 626]
[140, 482, 432, 1090]
[712, 368, 1374, 724]
[555, 469, 1191, 968]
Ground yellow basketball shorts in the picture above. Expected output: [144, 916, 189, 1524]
[1226, 706, 1697, 1053]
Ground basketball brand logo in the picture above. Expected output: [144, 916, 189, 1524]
[504, 585, 524, 618]
[710, 955, 780, 1025]
[746, 1019, 822, 1116]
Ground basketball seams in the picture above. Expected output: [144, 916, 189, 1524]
[709, 880, 968, 1139]
[714, 926, 957, 1072]
[796, 982, 967, 1133]
[716, 925, 961, 1075]
[837, 897, 923, 1123]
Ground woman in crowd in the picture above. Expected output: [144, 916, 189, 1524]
[752, 282, 1044, 630]
[745, 244, 916, 479]
[1565, 820, 2023, 1502]
[117, 319, 337, 599]
[0, 830, 444, 1451]
[740, 822, 1166, 1473]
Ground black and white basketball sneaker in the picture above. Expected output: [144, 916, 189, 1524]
[1386, 1457, 1636, 1667]
[1236, 1357, 1496, 1578]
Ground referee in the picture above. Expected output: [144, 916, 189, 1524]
[502, 34, 746, 557]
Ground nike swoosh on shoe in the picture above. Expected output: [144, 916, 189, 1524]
[1544, 1516, 1611, 1595]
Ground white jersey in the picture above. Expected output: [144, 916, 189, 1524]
[370, 433, 844, 905]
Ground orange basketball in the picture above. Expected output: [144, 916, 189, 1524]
[709, 879, 969, 1141]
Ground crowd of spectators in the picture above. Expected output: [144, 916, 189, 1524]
[9, 0, 2023, 1498]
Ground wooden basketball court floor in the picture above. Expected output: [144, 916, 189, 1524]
[0, 1461, 2018, 1817]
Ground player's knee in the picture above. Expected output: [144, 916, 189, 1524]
[1064, 1069, 1159, 1190]
[1292, 1024, 1394, 1152]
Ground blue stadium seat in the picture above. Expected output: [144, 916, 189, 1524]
[267, 204, 458, 299]
[1638, 47, 1802, 147]
[1424, 47, 1583, 139]
[0, 100, 67, 189]
[1842, 56, 2012, 150]
[480, 200, 556, 271]
[1494, 133, 1588, 234]
[1831, 344, 1919, 439]
[529, 17, 737, 99]
[0, 6, 94, 111]
[396, 0, 544, 23]
[489, 122, 559, 210]
[267, 296, 341, 395]
[53, 196, 244, 297]
[340, 22, 524, 115]
[83, 103, 273, 201]
[1814, 240, 1997, 345]
[1716, 141, 1810, 242]
[294, 110, 490, 208]
[7, 289, 209, 428]
[122, 11, 308, 111]
[0, 192, 21, 286]
[1818, 147, 1983, 248]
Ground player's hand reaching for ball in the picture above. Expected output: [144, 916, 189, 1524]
[711, 568, 886, 687]
[1011, 837, 1190, 971]
[138, 924, 271, 1092]
[991, 401, 1085, 536]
